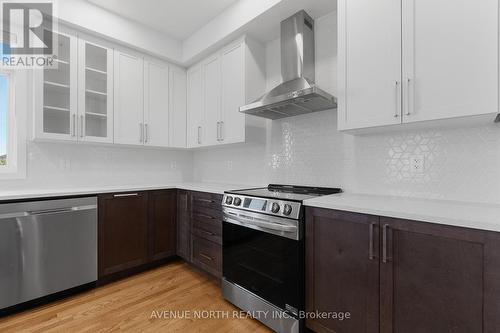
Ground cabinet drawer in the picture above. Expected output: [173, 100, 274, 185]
[192, 207, 222, 244]
[191, 236, 221, 277]
[191, 191, 223, 211]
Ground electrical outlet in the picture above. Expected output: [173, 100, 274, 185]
[227, 160, 233, 171]
[170, 161, 177, 170]
[410, 156, 425, 173]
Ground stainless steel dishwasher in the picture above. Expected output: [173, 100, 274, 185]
[0, 196, 97, 310]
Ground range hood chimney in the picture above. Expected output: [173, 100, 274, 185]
[240, 10, 337, 120]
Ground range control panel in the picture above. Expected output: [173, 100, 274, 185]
[222, 194, 301, 220]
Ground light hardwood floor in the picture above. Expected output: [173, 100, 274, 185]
[0, 261, 271, 332]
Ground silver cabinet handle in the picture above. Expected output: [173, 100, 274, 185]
[369, 223, 375, 260]
[80, 115, 84, 138]
[382, 224, 390, 263]
[113, 193, 139, 198]
[220, 121, 224, 142]
[139, 123, 143, 143]
[144, 124, 149, 143]
[394, 80, 400, 118]
[197, 126, 202, 145]
[216, 122, 220, 141]
[199, 253, 213, 261]
[405, 78, 411, 116]
[71, 114, 76, 137]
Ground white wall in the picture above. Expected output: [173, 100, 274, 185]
[192, 11, 500, 204]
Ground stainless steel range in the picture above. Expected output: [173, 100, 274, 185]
[221, 184, 342, 333]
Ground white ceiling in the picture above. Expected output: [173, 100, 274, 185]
[86, 0, 240, 40]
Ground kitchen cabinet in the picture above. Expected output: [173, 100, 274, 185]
[144, 59, 170, 147]
[305, 209, 380, 333]
[98, 192, 149, 277]
[113, 50, 144, 145]
[187, 36, 265, 148]
[148, 190, 177, 261]
[305, 207, 500, 333]
[99, 189, 178, 279]
[338, 0, 499, 131]
[187, 64, 204, 147]
[169, 67, 187, 148]
[176, 190, 191, 261]
[77, 37, 114, 143]
[34, 29, 78, 141]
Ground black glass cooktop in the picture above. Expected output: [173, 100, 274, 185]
[226, 184, 342, 202]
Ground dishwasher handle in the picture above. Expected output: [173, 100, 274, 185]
[0, 204, 97, 219]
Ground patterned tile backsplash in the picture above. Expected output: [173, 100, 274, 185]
[193, 110, 500, 204]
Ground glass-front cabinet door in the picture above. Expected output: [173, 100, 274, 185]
[34, 30, 78, 141]
[78, 39, 114, 143]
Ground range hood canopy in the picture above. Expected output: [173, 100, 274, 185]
[240, 10, 337, 120]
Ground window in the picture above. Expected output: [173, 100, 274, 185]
[0, 69, 26, 179]
[0, 74, 9, 167]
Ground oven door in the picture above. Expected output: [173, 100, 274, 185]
[222, 207, 304, 314]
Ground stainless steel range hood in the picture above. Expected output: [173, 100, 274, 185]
[240, 10, 337, 120]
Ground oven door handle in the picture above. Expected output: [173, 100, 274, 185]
[223, 214, 298, 239]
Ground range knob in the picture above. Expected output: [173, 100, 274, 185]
[283, 204, 293, 216]
[225, 196, 233, 205]
[271, 202, 281, 213]
[233, 197, 242, 206]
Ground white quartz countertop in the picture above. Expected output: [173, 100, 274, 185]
[0, 182, 253, 202]
[304, 193, 500, 233]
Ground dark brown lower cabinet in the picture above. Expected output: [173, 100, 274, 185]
[306, 207, 500, 333]
[305, 208, 380, 333]
[98, 192, 149, 277]
[148, 190, 177, 261]
[99, 190, 177, 279]
[176, 190, 191, 261]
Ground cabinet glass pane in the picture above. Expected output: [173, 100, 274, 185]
[85, 43, 108, 138]
[43, 32, 71, 135]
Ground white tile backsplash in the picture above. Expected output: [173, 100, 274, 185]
[193, 110, 500, 203]
[0, 142, 193, 191]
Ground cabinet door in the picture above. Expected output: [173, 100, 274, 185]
[202, 55, 221, 146]
[176, 190, 191, 261]
[401, 0, 498, 123]
[169, 67, 187, 148]
[221, 42, 245, 144]
[34, 31, 78, 141]
[78, 39, 114, 143]
[144, 60, 169, 147]
[305, 208, 380, 333]
[113, 51, 144, 145]
[98, 192, 149, 277]
[187, 65, 204, 147]
[338, 0, 402, 130]
[148, 190, 176, 261]
[380, 217, 500, 333]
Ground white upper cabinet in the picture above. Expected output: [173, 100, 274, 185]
[203, 55, 222, 147]
[186, 36, 265, 148]
[338, 0, 402, 130]
[401, 0, 498, 123]
[144, 59, 170, 147]
[113, 50, 144, 145]
[78, 37, 114, 143]
[187, 64, 204, 147]
[339, 0, 499, 131]
[169, 67, 187, 148]
[220, 41, 245, 144]
[34, 30, 78, 141]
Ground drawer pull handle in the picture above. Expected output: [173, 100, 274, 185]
[114, 193, 139, 198]
[200, 230, 215, 236]
[195, 198, 215, 204]
[195, 213, 215, 220]
[199, 253, 213, 261]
